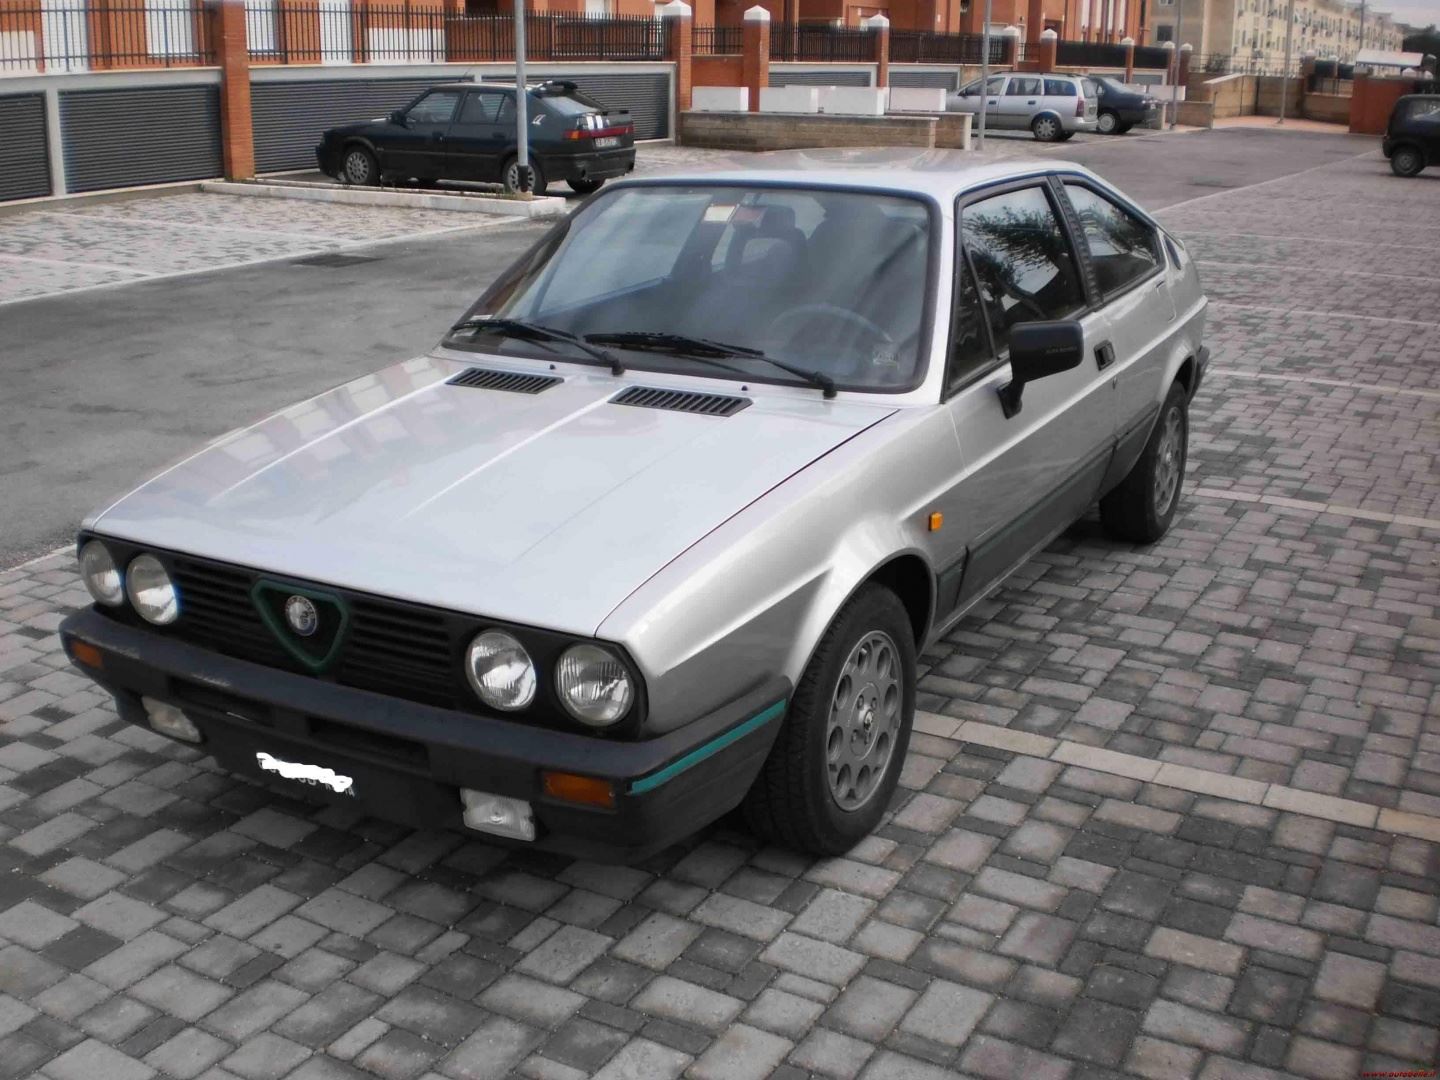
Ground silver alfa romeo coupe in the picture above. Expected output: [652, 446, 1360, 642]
[61, 149, 1207, 862]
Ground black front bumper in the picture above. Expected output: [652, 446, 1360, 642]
[60, 608, 788, 863]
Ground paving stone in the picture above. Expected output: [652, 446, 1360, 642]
[823, 976, 915, 1041]
[898, 979, 991, 1047]
[1052, 998, 1141, 1067]
[1142, 999, 1248, 1054]
[788, 1027, 874, 1080]
[1313, 951, 1386, 1009]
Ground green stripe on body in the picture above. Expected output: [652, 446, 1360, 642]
[628, 699, 786, 796]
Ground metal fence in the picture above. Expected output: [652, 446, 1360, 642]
[888, 30, 1007, 65]
[769, 23, 874, 63]
[243, 5, 668, 65]
[692, 25, 742, 55]
[0, 0, 214, 72]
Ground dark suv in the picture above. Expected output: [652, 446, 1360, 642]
[1083, 76, 1160, 135]
[317, 81, 636, 195]
[1382, 94, 1440, 177]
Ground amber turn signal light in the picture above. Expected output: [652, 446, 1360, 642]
[928, 512, 944, 532]
[541, 771, 616, 810]
[68, 640, 104, 670]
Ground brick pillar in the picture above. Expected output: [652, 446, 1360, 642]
[742, 5, 769, 114]
[661, 1, 694, 114]
[1038, 27, 1057, 70]
[212, 0, 254, 180]
[1088, 0, 1100, 42]
[1178, 43, 1192, 87]
[863, 13, 889, 89]
[1122, 35, 1134, 80]
[1026, 0, 1044, 45]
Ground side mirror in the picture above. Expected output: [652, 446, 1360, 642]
[389, 110, 407, 126]
[998, 320, 1084, 419]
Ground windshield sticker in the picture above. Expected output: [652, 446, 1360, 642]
[703, 204, 737, 224]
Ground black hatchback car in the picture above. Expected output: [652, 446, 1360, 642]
[1083, 75, 1160, 134]
[317, 81, 636, 195]
[1383, 94, 1440, 177]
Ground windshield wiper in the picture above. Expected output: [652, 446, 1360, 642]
[448, 317, 624, 375]
[585, 331, 837, 399]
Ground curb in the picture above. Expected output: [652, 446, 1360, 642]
[201, 180, 570, 218]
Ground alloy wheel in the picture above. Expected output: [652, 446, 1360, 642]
[1098, 112, 1118, 134]
[1152, 406, 1184, 515]
[826, 630, 902, 811]
[343, 150, 371, 185]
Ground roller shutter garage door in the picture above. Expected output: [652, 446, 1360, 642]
[252, 77, 471, 174]
[0, 94, 51, 202]
[60, 86, 221, 193]
[890, 69, 960, 91]
[482, 72, 671, 140]
[770, 69, 871, 87]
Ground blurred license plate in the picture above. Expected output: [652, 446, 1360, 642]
[594, 136, 620, 149]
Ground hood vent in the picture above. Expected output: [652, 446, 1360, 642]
[611, 386, 751, 417]
[447, 368, 563, 394]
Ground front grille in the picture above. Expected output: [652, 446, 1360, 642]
[611, 385, 751, 417]
[169, 556, 463, 710]
[448, 367, 563, 394]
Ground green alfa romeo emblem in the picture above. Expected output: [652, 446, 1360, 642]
[251, 580, 348, 672]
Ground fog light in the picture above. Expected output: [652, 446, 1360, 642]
[142, 696, 201, 743]
[460, 789, 535, 841]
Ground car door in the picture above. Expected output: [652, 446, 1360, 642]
[950, 74, 1004, 119]
[932, 180, 1116, 622]
[999, 75, 1043, 129]
[1057, 179, 1175, 487]
[445, 89, 510, 182]
[380, 88, 462, 179]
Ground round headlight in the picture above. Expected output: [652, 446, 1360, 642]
[556, 644, 633, 728]
[125, 555, 179, 625]
[79, 540, 124, 607]
[465, 630, 536, 712]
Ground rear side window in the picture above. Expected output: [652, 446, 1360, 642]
[1063, 184, 1162, 297]
[1007, 77, 1042, 96]
[458, 92, 505, 124]
[959, 186, 1086, 358]
[1045, 79, 1076, 96]
[1403, 98, 1440, 122]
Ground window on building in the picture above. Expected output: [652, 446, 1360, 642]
[146, 0, 197, 56]
[1156, 24, 1174, 41]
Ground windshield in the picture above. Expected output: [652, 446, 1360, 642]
[462, 185, 934, 392]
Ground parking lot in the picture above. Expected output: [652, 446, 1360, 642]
[1, 129, 1438, 1080]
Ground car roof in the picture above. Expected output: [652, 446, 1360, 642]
[613, 149, 1099, 202]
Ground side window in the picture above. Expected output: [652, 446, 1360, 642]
[1063, 184, 1162, 297]
[1007, 77, 1041, 96]
[458, 92, 503, 125]
[959, 186, 1086, 357]
[496, 95, 516, 124]
[1045, 79, 1076, 96]
[407, 91, 462, 125]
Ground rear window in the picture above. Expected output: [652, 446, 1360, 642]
[538, 90, 607, 117]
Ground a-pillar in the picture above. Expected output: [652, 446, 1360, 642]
[211, 0, 253, 180]
[863, 13, 889, 89]
[1121, 34, 1135, 81]
[660, 0, 693, 114]
[1038, 27, 1057, 71]
[742, 5, 769, 114]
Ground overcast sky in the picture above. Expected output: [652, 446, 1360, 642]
[1384, 0, 1439, 30]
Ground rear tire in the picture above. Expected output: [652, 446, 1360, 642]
[503, 156, 547, 196]
[341, 145, 379, 187]
[1032, 115, 1062, 142]
[569, 177, 604, 195]
[1100, 382, 1189, 544]
[1097, 109, 1120, 134]
[1391, 146, 1425, 177]
[742, 584, 916, 856]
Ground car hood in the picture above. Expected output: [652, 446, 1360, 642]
[92, 355, 896, 636]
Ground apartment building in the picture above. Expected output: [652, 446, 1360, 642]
[1151, 0, 1403, 66]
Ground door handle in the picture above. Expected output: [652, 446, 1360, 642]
[1095, 342, 1116, 371]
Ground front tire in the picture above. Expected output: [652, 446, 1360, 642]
[1391, 146, 1424, 177]
[743, 584, 916, 855]
[341, 145, 378, 187]
[1032, 115, 1062, 142]
[1100, 382, 1189, 544]
[1097, 110, 1120, 134]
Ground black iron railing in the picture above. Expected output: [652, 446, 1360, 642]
[889, 30, 1007, 65]
[0, 0, 214, 71]
[692, 24, 742, 55]
[769, 23, 874, 63]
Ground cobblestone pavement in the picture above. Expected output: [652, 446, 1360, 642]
[0, 194, 517, 306]
[1, 148, 1438, 1080]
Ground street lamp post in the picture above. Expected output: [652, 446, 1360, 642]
[1278, 0, 1295, 123]
[1167, 0, 1183, 130]
[976, 0, 994, 152]
[514, 0, 530, 193]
